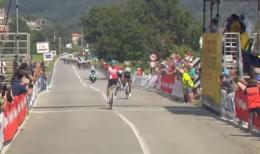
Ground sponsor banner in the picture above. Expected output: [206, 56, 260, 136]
[201, 32, 222, 112]
[234, 90, 260, 129]
[171, 80, 184, 100]
[221, 91, 236, 119]
[160, 74, 174, 94]
[37, 42, 49, 53]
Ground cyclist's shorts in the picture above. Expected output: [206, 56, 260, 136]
[108, 79, 118, 87]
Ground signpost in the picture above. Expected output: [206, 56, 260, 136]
[43, 52, 53, 61]
[36, 42, 49, 53]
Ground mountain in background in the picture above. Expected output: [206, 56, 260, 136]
[13, 0, 259, 26]
[17, 0, 125, 25]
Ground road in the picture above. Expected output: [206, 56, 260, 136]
[4, 61, 260, 154]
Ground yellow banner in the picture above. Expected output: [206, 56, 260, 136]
[201, 32, 222, 109]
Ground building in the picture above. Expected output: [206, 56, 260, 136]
[24, 18, 47, 31]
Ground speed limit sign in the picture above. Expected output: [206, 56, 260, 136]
[150, 53, 158, 61]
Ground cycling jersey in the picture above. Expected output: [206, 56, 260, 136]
[108, 67, 118, 79]
[124, 67, 131, 79]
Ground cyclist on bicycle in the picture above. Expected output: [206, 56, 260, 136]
[107, 61, 119, 99]
[123, 64, 132, 96]
[117, 69, 124, 90]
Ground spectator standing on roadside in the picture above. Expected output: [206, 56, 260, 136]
[136, 67, 143, 77]
[178, 67, 195, 103]
[240, 14, 254, 38]
[237, 77, 260, 134]
[225, 14, 242, 33]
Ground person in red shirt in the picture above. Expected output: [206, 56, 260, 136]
[238, 77, 260, 134]
[136, 67, 143, 76]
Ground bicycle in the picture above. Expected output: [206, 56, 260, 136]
[107, 84, 117, 109]
[117, 77, 123, 91]
[124, 81, 129, 99]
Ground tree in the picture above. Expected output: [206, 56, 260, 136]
[81, 0, 201, 61]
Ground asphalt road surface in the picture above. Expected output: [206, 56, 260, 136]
[3, 61, 260, 154]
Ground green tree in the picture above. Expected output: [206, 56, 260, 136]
[81, 0, 201, 61]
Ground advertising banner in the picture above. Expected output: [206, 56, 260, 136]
[221, 90, 236, 119]
[171, 80, 184, 100]
[201, 32, 222, 113]
[160, 74, 175, 94]
[36, 42, 49, 53]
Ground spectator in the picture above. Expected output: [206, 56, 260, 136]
[136, 67, 143, 76]
[178, 67, 195, 103]
[237, 77, 260, 134]
[240, 14, 254, 38]
[11, 70, 29, 97]
[225, 14, 242, 33]
[0, 60, 7, 81]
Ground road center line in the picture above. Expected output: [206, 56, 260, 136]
[73, 67, 151, 154]
[72, 65, 86, 87]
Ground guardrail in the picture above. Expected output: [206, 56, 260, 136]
[133, 73, 260, 131]
[0, 75, 47, 150]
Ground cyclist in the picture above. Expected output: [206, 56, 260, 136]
[117, 69, 124, 90]
[89, 65, 97, 82]
[89, 65, 97, 75]
[107, 61, 119, 99]
[123, 64, 132, 96]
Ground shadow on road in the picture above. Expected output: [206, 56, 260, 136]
[33, 105, 106, 109]
[165, 106, 211, 117]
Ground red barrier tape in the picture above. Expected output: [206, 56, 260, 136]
[234, 90, 260, 129]
[160, 74, 175, 94]
[3, 94, 28, 142]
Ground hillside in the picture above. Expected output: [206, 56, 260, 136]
[11, 0, 259, 26]
[17, 0, 125, 25]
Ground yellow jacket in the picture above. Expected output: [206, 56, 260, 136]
[182, 72, 194, 88]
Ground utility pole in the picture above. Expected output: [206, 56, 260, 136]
[81, 27, 84, 50]
[59, 37, 61, 54]
[16, 0, 19, 55]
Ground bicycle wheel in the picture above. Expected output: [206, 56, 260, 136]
[109, 90, 114, 109]
[125, 82, 129, 99]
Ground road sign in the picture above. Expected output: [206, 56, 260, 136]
[43, 52, 53, 61]
[150, 53, 158, 61]
[37, 42, 49, 53]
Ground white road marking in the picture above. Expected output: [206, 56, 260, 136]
[72, 65, 86, 87]
[48, 58, 59, 89]
[72, 66, 151, 154]
[115, 110, 151, 154]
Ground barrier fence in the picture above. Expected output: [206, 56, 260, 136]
[0, 75, 46, 150]
[133, 73, 260, 131]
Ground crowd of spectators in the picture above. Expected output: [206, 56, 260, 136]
[152, 52, 201, 103]
[0, 59, 47, 110]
